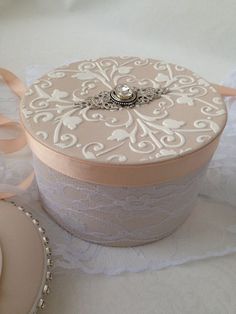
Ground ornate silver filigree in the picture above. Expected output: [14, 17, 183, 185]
[74, 84, 169, 110]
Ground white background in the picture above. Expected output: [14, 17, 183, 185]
[1, 1, 236, 313]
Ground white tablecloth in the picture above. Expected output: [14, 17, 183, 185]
[1, 1, 236, 313]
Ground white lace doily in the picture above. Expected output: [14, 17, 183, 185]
[0, 64, 236, 275]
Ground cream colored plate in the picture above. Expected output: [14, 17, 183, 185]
[0, 201, 52, 314]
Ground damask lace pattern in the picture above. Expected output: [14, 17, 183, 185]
[33, 155, 207, 246]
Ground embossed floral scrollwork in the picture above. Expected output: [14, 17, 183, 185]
[22, 57, 226, 163]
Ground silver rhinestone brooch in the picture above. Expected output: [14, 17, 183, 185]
[74, 84, 169, 110]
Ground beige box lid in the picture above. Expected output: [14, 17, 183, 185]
[20, 57, 227, 186]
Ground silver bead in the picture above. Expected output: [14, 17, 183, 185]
[38, 298, 45, 309]
[42, 236, 49, 245]
[43, 284, 50, 294]
[46, 271, 52, 281]
[38, 227, 45, 234]
[25, 212, 32, 218]
[17, 206, 24, 211]
[45, 247, 52, 256]
[47, 258, 53, 267]
[32, 219, 39, 225]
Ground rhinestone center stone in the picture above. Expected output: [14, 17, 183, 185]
[110, 84, 137, 106]
[114, 84, 134, 100]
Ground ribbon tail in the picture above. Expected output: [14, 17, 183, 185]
[213, 84, 236, 97]
[0, 68, 34, 199]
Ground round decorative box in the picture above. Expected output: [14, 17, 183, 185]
[20, 57, 227, 247]
[0, 201, 52, 313]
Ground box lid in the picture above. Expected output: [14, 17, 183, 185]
[20, 57, 227, 186]
[0, 201, 52, 313]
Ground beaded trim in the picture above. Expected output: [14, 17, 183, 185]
[9, 201, 53, 313]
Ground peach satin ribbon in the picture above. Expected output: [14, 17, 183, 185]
[213, 84, 236, 97]
[0, 68, 34, 199]
[0, 68, 236, 195]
